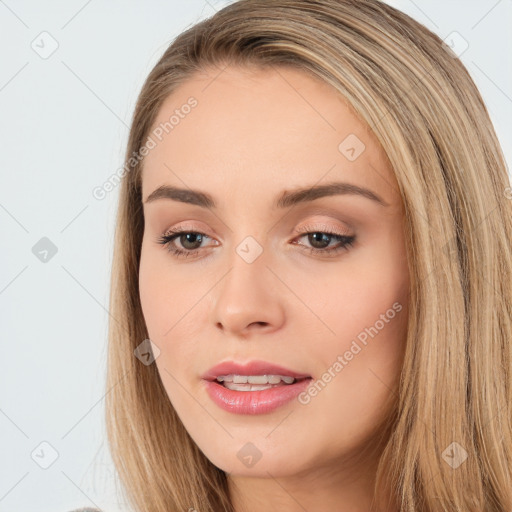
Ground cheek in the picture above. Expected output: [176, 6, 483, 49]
[309, 238, 409, 347]
[336, 267, 407, 341]
[138, 242, 205, 373]
[138, 243, 189, 346]
[139, 242, 190, 333]
[313, 239, 409, 395]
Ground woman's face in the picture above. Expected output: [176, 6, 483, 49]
[139, 65, 410, 480]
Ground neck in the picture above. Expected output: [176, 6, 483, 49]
[227, 450, 397, 512]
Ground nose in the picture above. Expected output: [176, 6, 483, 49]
[211, 249, 285, 337]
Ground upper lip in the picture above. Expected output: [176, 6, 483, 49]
[201, 360, 312, 381]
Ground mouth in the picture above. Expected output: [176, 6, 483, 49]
[200, 360, 313, 414]
[201, 359, 312, 385]
[214, 374, 310, 391]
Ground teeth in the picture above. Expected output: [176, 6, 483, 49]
[215, 374, 298, 386]
[247, 375, 270, 384]
[224, 383, 274, 391]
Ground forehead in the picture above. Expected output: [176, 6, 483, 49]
[140, 65, 398, 208]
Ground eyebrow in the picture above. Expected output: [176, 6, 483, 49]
[143, 181, 390, 209]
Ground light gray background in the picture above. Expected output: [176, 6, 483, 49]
[1, 1, 510, 511]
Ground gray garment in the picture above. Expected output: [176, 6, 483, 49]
[67, 509, 102, 512]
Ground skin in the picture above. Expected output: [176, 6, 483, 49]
[139, 64, 409, 512]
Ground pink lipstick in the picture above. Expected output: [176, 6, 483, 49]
[201, 360, 312, 415]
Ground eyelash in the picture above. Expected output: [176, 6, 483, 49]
[156, 226, 356, 260]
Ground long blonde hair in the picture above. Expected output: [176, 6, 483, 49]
[105, 1, 512, 510]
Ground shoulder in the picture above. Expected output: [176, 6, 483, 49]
[67, 509, 103, 512]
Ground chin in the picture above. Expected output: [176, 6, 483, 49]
[198, 440, 311, 478]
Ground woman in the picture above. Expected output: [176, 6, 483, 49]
[104, 0, 512, 511]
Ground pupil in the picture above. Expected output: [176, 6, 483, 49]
[309, 232, 330, 249]
[181, 233, 202, 250]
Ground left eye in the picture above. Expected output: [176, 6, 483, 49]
[156, 230, 213, 258]
[294, 231, 356, 255]
[156, 229, 356, 259]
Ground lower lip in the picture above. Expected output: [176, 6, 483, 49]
[203, 378, 312, 415]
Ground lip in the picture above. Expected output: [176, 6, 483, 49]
[201, 360, 312, 381]
[201, 360, 312, 415]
